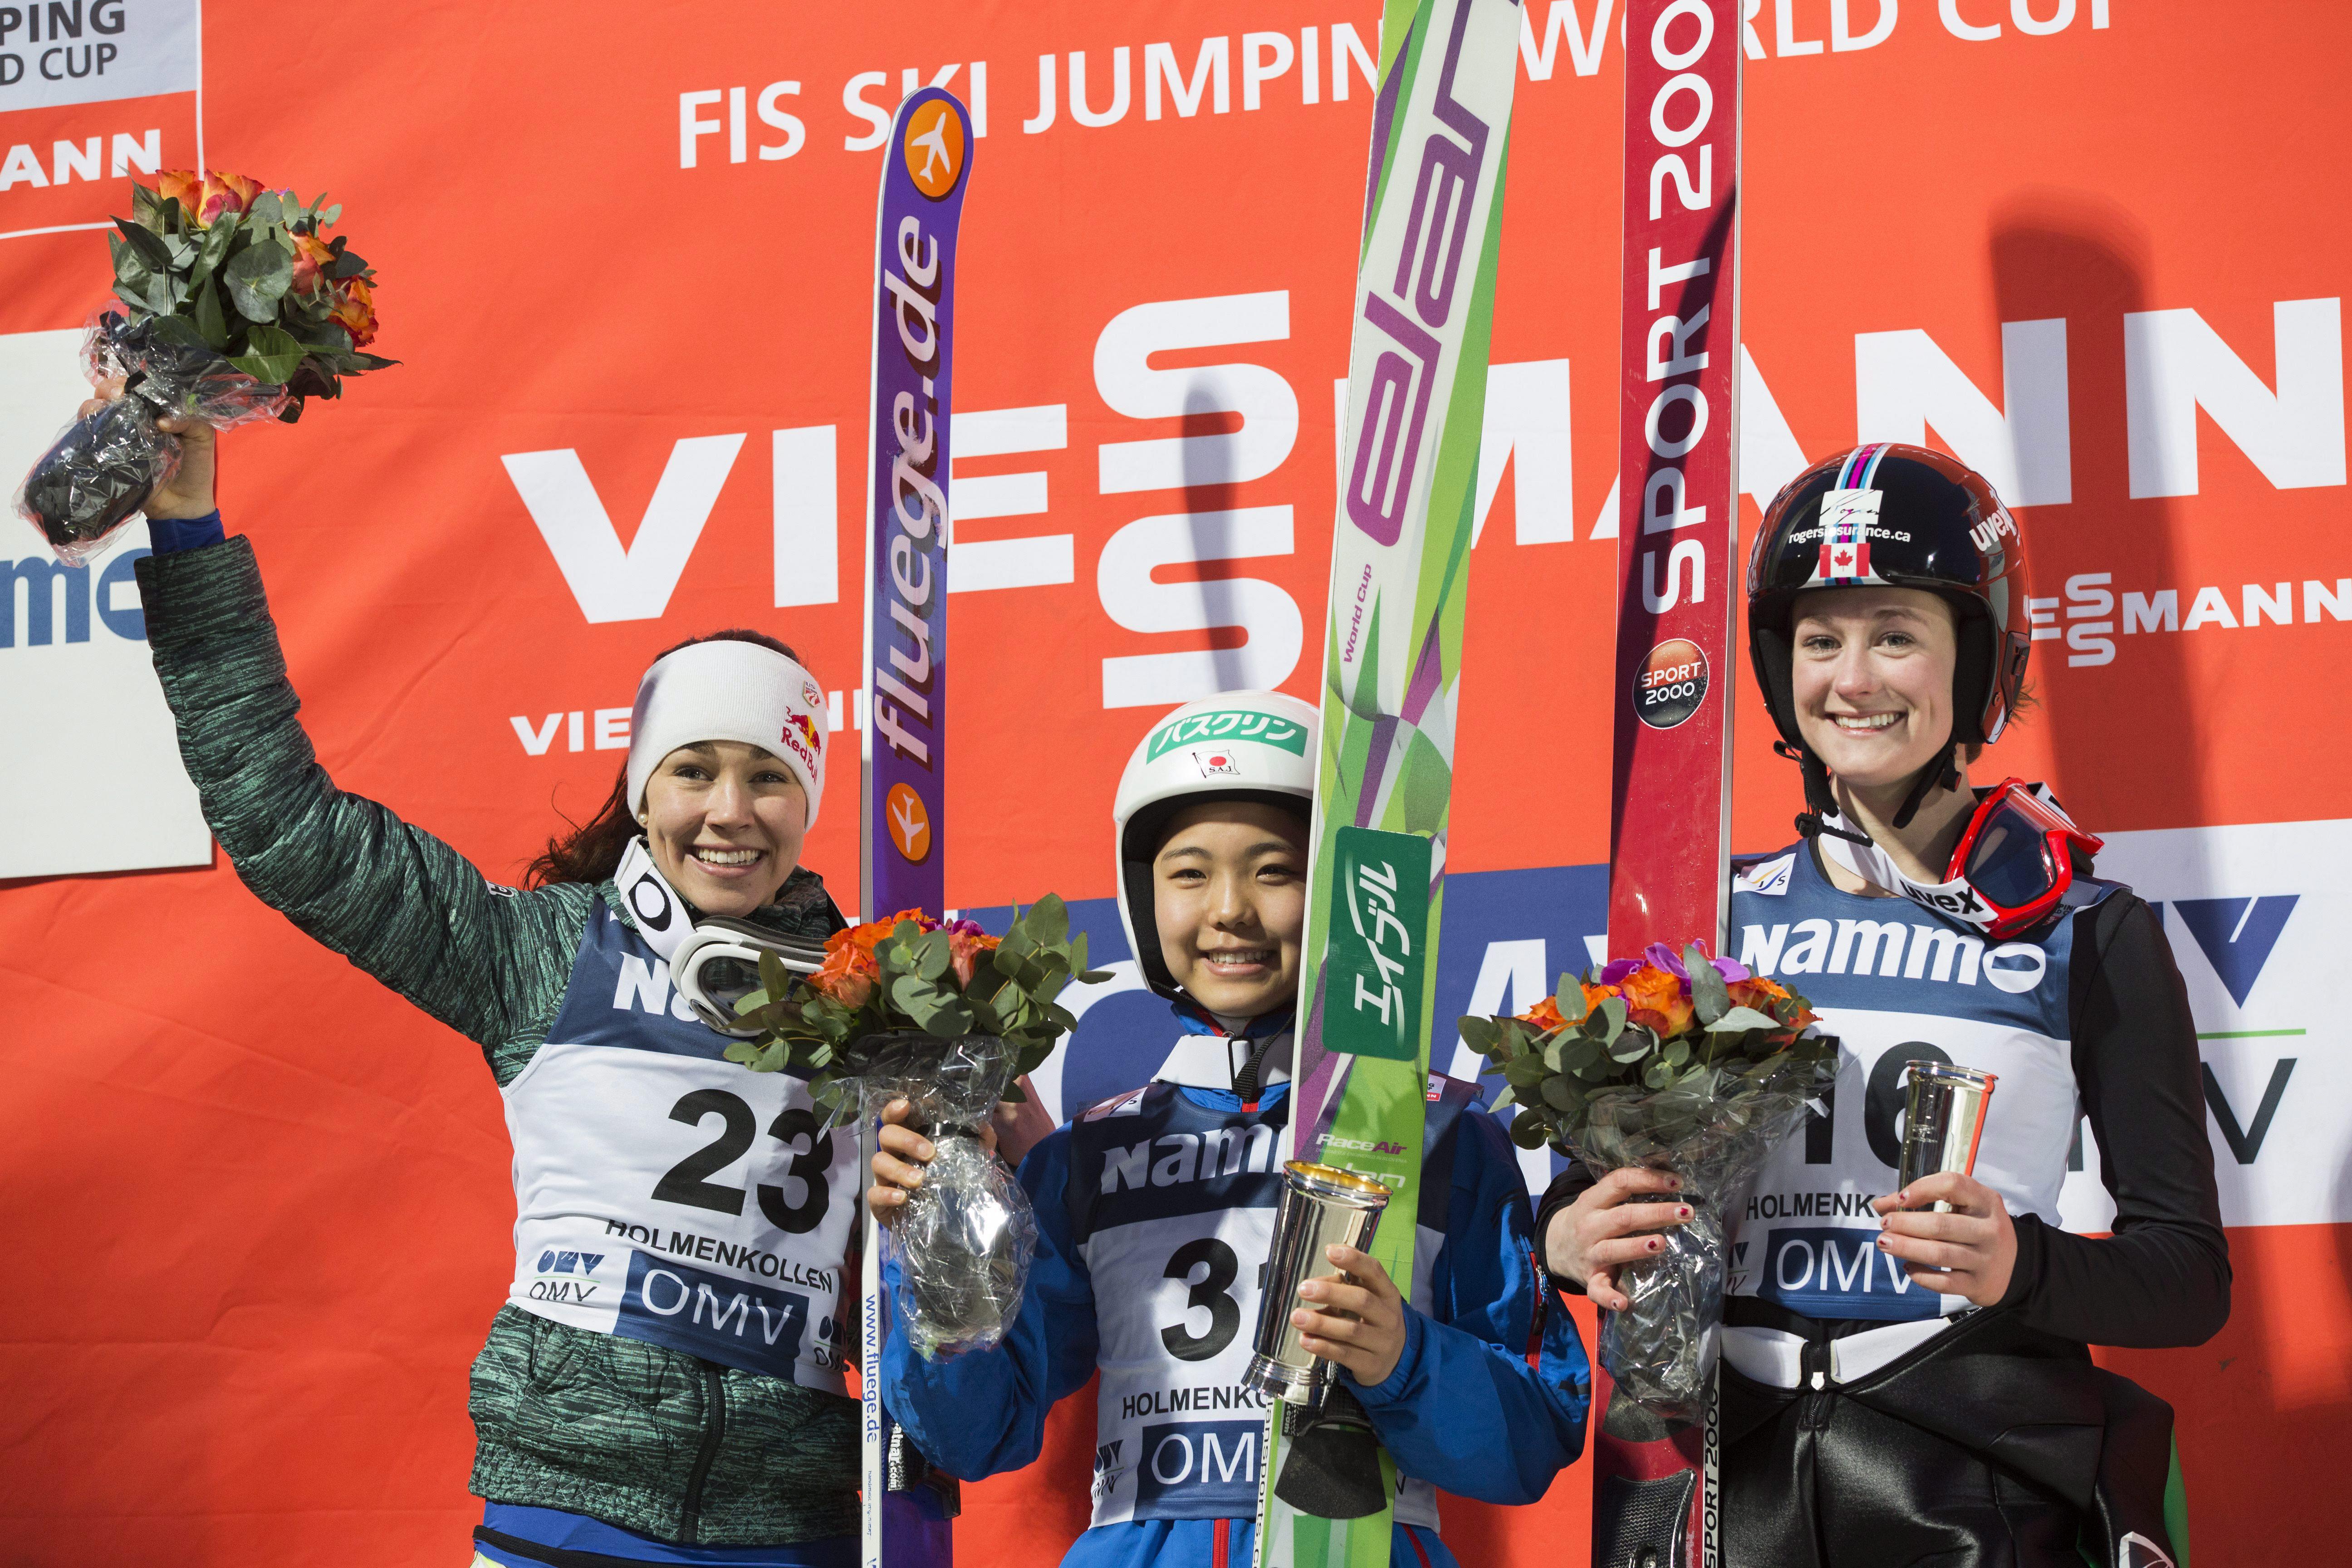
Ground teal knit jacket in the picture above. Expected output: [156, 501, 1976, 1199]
[136, 535, 858, 1544]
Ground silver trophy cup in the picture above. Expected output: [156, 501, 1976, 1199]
[1899, 1061, 1998, 1212]
[1242, 1161, 1392, 1408]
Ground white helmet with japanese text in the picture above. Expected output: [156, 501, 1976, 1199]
[1112, 691, 1318, 1003]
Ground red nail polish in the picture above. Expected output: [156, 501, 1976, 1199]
[1678, 1205, 1692, 1218]
[1648, 1238, 1662, 1251]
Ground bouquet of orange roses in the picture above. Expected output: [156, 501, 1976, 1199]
[1461, 942, 1833, 1416]
[726, 896, 1106, 1357]
[17, 170, 392, 564]
[723, 895, 1104, 1112]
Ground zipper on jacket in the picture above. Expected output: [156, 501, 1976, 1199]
[679, 1359, 727, 1542]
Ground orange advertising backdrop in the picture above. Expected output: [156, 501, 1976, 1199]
[2, 2, 2347, 1563]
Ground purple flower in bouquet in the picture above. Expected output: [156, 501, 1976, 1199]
[1602, 940, 1750, 995]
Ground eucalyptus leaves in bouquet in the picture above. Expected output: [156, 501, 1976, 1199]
[725, 898, 1107, 1360]
[110, 170, 388, 392]
[16, 169, 394, 563]
[1461, 942, 1835, 1418]
[1463, 941, 1832, 1160]
[724, 896, 1109, 1113]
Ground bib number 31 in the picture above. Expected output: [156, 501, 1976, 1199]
[1161, 1237, 1243, 1362]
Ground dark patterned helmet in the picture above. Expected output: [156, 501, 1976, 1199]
[1746, 441, 2031, 754]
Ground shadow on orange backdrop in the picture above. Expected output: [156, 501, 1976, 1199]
[2098, 1223, 2352, 1564]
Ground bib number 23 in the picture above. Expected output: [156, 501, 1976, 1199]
[651, 1089, 834, 1234]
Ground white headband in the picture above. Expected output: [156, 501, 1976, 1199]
[625, 639, 828, 828]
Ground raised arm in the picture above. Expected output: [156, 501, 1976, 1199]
[136, 531, 580, 1061]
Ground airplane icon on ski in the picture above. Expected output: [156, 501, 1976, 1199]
[885, 782, 932, 862]
[902, 100, 965, 199]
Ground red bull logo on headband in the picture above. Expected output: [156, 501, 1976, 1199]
[783, 709, 824, 760]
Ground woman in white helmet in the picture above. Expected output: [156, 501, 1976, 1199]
[868, 691, 1591, 1568]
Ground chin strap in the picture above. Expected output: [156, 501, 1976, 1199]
[1776, 738, 1962, 842]
[1778, 740, 1873, 847]
[1232, 1031, 1284, 1109]
[1175, 1003, 1293, 1107]
[1888, 749, 1964, 831]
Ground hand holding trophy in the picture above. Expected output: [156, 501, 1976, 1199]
[15, 170, 393, 564]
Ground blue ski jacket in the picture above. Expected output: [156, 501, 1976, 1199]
[881, 1014, 1589, 1568]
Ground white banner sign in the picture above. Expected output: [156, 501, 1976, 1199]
[0, 326, 209, 880]
[0, 0, 199, 114]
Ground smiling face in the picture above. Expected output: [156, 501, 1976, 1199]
[1789, 585, 1962, 792]
[1152, 799, 1311, 1019]
[637, 740, 808, 917]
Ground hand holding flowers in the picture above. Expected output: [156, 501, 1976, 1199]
[17, 169, 393, 563]
[730, 897, 1105, 1360]
[1463, 941, 1834, 1416]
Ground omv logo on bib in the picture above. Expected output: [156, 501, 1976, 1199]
[528, 1249, 607, 1306]
[1134, 1419, 1260, 1516]
[1759, 1227, 1938, 1322]
[616, 1250, 810, 1371]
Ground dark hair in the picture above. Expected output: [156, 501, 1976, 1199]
[1959, 677, 2041, 767]
[524, 629, 809, 888]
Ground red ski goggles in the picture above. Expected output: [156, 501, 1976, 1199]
[1902, 780, 2104, 939]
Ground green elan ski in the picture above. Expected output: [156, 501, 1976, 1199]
[1254, 0, 1519, 1562]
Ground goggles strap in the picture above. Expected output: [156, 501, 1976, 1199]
[614, 837, 696, 961]
[1818, 812, 2002, 930]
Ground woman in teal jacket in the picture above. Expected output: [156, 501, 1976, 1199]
[109, 396, 866, 1566]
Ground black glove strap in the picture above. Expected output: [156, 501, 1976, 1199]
[1274, 1387, 1388, 1519]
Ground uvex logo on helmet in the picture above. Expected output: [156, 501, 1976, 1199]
[1970, 508, 2019, 556]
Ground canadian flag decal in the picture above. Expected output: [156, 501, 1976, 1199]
[1820, 534, 1872, 580]
[1815, 488, 1882, 583]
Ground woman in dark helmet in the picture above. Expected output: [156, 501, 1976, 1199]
[88, 388, 875, 1567]
[1538, 442, 2229, 1568]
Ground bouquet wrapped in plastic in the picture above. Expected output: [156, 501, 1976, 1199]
[16, 171, 391, 564]
[727, 897, 1107, 1360]
[855, 1033, 1041, 1359]
[1461, 942, 1833, 1420]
